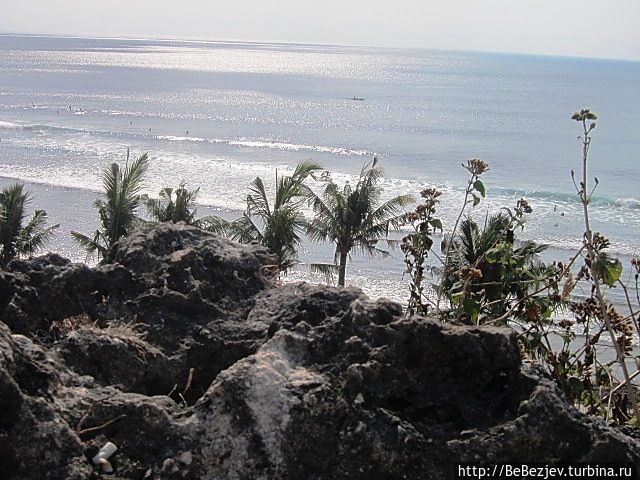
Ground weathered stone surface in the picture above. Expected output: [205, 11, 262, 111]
[55, 326, 178, 395]
[0, 322, 93, 479]
[0, 223, 638, 479]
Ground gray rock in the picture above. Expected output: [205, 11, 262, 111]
[55, 326, 178, 395]
[0, 223, 638, 479]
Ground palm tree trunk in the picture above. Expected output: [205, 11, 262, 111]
[338, 251, 348, 287]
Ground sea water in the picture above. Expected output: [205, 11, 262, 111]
[0, 34, 639, 309]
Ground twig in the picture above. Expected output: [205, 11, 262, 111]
[602, 369, 640, 403]
[167, 383, 178, 398]
[78, 415, 127, 436]
[183, 368, 195, 395]
[76, 392, 119, 433]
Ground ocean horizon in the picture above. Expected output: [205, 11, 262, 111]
[1, 33, 639, 305]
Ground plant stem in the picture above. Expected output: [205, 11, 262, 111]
[435, 176, 473, 319]
[578, 117, 640, 420]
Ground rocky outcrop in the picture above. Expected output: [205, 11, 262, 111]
[0, 223, 638, 479]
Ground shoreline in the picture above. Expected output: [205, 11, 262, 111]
[0, 174, 636, 311]
[2, 174, 639, 369]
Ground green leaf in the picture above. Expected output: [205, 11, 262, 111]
[472, 194, 481, 207]
[603, 258, 622, 287]
[430, 218, 443, 232]
[473, 180, 486, 197]
[485, 248, 498, 264]
[566, 376, 584, 395]
[463, 298, 481, 322]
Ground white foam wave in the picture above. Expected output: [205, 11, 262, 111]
[156, 133, 371, 156]
[615, 198, 640, 210]
[0, 120, 22, 129]
[229, 139, 370, 156]
[156, 135, 208, 143]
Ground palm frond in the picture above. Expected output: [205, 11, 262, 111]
[0, 184, 57, 265]
[71, 230, 108, 261]
[75, 151, 150, 260]
[236, 161, 322, 273]
[195, 215, 231, 235]
[229, 213, 264, 244]
[306, 262, 338, 283]
[246, 176, 271, 217]
[17, 210, 59, 255]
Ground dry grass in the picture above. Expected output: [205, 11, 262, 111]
[49, 314, 94, 341]
[51, 314, 162, 361]
[100, 320, 163, 359]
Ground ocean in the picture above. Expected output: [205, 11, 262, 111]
[1, 33, 639, 307]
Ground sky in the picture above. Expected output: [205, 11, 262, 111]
[1, 0, 639, 60]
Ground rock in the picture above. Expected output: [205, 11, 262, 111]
[0, 322, 93, 479]
[55, 326, 178, 395]
[0, 223, 638, 479]
[0, 253, 133, 336]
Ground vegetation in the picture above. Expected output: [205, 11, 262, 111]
[401, 187, 442, 315]
[306, 158, 413, 286]
[227, 161, 322, 273]
[567, 109, 639, 419]
[400, 109, 640, 425]
[144, 183, 229, 233]
[435, 158, 489, 317]
[71, 150, 149, 261]
[145, 184, 199, 224]
[442, 204, 556, 323]
[0, 183, 58, 267]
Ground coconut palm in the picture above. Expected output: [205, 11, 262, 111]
[306, 158, 414, 286]
[442, 212, 548, 317]
[0, 183, 59, 267]
[228, 161, 321, 273]
[145, 184, 199, 224]
[71, 151, 149, 261]
[144, 183, 232, 234]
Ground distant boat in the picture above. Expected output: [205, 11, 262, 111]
[352, 96, 365, 101]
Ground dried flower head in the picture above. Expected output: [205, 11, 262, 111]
[457, 266, 483, 281]
[465, 158, 489, 176]
[592, 232, 610, 251]
[557, 319, 574, 330]
[570, 298, 599, 323]
[571, 109, 598, 121]
[609, 306, 634, 354]
[420, 187, 442, 199]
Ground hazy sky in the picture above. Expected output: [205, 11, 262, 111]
[1, 0, 639, 60]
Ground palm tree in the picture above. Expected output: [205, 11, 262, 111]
[306, 158, 414, 286]
[228, 161, 321, 273]
[0, 183, 59, 267]
[442, 212, 547, 318]
[144, 183, 232, 234]
[71, 151, 149, 261]
[145, 184, 198, 224]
